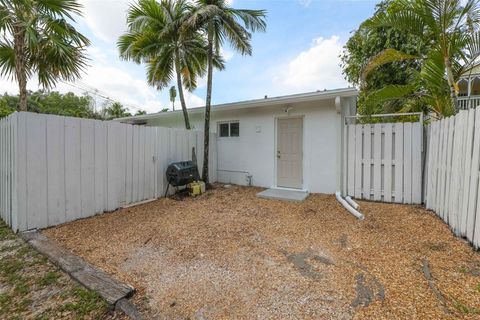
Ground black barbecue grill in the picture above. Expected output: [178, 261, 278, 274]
[165, 161, 200, 196]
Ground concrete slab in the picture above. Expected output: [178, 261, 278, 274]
[256, 188, 309, 202]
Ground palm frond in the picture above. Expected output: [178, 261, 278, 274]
[362, 48, 418, 81]
[0, 41, 15, 79]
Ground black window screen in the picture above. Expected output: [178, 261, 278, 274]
[230, 122, 239, 137]
[219, 123, 229, 137]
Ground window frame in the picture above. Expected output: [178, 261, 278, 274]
[217, 121, 240, 138]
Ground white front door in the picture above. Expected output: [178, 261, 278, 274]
[276, 117, 303, 189]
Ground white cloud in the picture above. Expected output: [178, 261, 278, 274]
[298, 0, 312, 7]
[79, 0, 130, 43]
[271, 35, 348, 94]
[184, 91, 205, 108]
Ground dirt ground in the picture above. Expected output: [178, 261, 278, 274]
[44, 185, 480, 319]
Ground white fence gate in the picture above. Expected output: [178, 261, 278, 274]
[0, 112, 217, 232]
[344, 116, 423, 204]
[425, 107, 480, 248]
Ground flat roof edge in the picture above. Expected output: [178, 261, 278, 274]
[117, 87, 358, 122]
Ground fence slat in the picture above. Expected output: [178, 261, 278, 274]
[363, 125, 372, 200]
[450, 114, 464, 234]
[403, 123, 412, 204]
[80, 119, 95, 219]
[46, 115, 66, 226]
[26, 113, 48, 229]
[394, 123, 404, 203]
[373, 124, 382, 201]
[384, 123, 393, 202]
[65, 117, 82, 223]
[467, 108, 480, 240]
[461, 110, 476, 227]
[412, 122, 422, 204]
[354, 125, 363, 198]
[347, 126, 355, 196]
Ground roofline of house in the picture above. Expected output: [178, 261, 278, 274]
[117, 87, 358, 122]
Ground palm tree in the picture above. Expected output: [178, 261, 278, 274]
[104, 101, 131, 119]
[118, 0, 224, 129]
[187, 0, 266, 183]
[362, 0, 480, 117]
[169, 85, 176, 110]
[0, 0, 90, 111]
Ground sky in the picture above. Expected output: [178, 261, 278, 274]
[0, 0, 379, 114]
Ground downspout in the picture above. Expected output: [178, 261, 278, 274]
[336, 192, 364, 220]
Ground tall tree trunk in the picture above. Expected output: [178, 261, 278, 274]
[202, 28, 214, 184]
[13, 24, 28, 111]
[444, 57, 458, 113]
[175, 59, 191, 130]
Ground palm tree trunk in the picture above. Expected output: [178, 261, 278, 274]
[444, 57, 458, 112]
[13, 24, 28, 111]
[175, 59, 191, 130]
[202, 28, 214, 184]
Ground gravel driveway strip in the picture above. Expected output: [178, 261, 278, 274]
[43, 185, 480, 319]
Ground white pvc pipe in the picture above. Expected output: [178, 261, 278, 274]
[335, 192, 364, 220]
[345, 196, 360, 210]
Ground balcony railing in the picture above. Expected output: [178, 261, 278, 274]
[458, 96, 480, 110]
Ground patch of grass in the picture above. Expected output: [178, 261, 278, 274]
[15, 245, 33, 258]
[0, 258, 26, 279]
[454, 299, 480, 315]
[16, 298, 32, 313]
[0, 243, 22, 253]
[14, 281, 30, 295]
[0, 293, 13, 315]
[0, 222, 15, 240]
[476, 284, 480, 292]
[459, 266, 469, 274]
[60, 288, 108, 318]
[37, 271, 60, 287]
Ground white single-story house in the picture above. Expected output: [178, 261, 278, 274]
[119, 88, 358, 194]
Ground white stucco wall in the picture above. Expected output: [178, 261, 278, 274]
[144, 97, 355, 194]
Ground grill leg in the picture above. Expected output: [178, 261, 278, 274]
[164, 182, 170, 198]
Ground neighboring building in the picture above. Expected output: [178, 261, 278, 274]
[119, 88, 358, 194]
[458, 63, 480, 109]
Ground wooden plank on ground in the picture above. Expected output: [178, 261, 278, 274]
[21, 231, 134, 305]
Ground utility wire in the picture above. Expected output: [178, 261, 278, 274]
[59, 80, 145, 112]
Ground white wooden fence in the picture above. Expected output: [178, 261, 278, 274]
[425, 107, 480, 247]
[344, 120, 423, 204]
[0, 112, 217, 232]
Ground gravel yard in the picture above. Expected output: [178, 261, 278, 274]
[44, 185, 480, 319]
